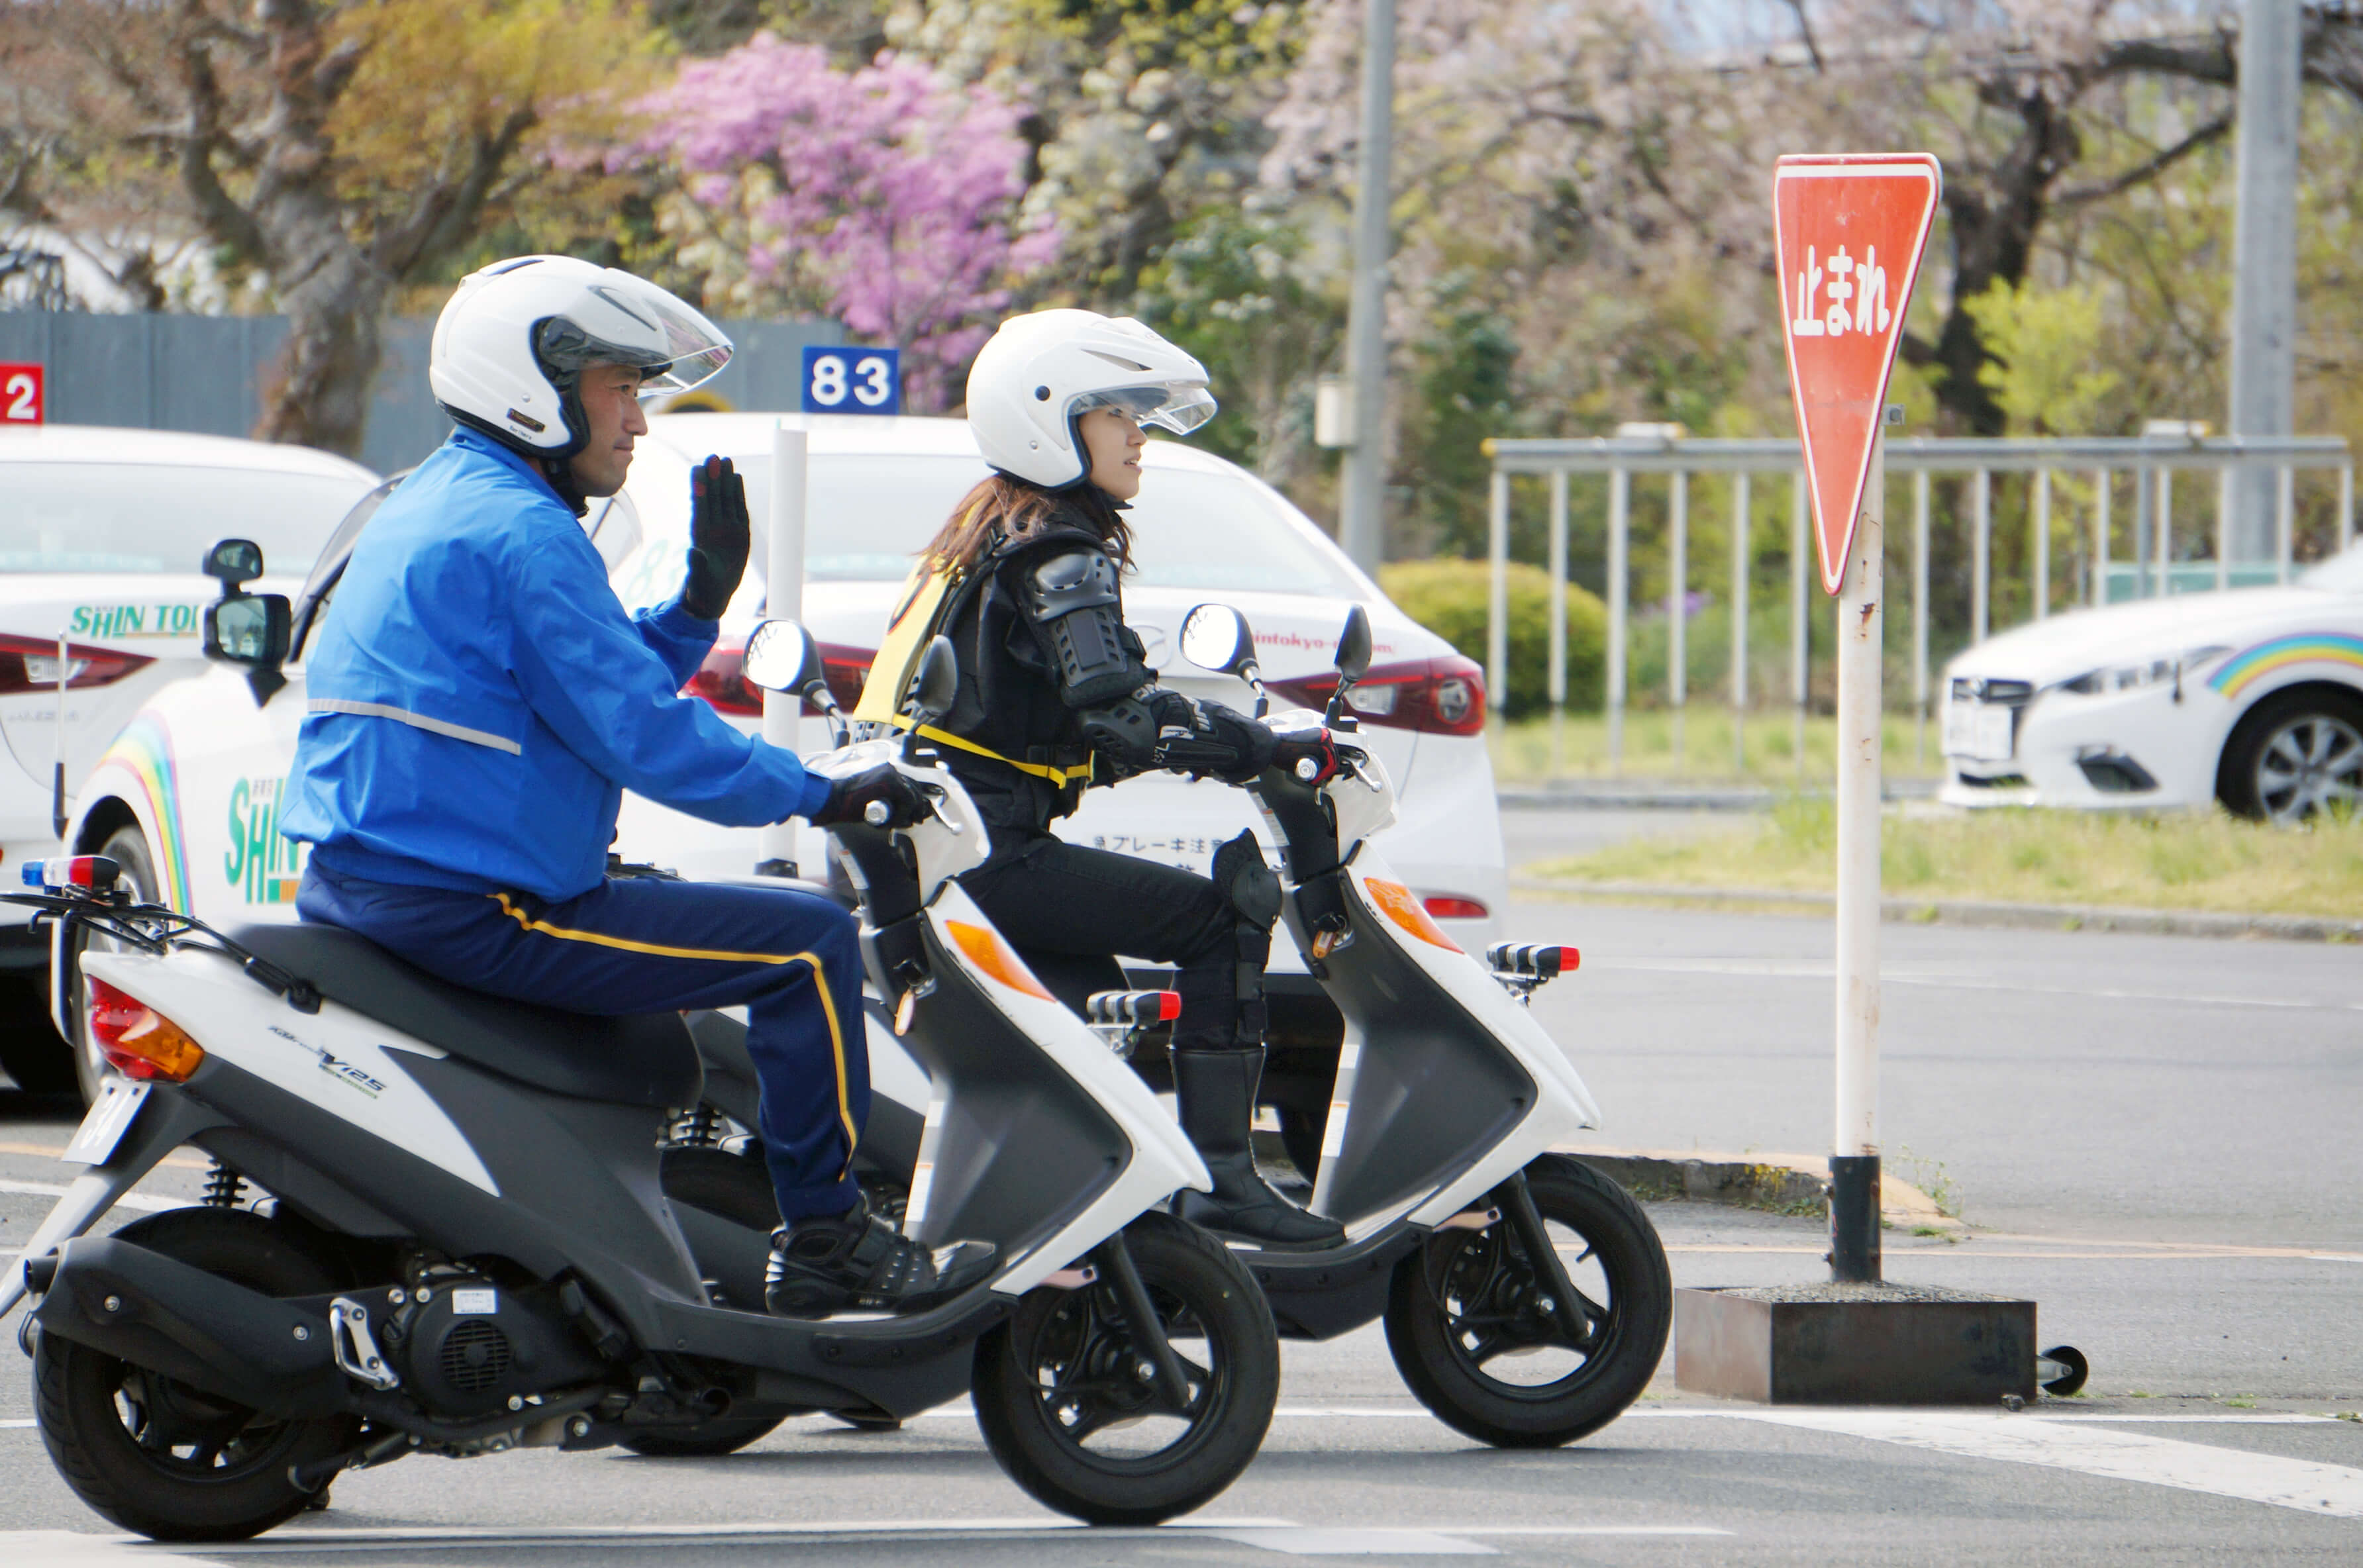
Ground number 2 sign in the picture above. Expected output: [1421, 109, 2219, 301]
[1, 362, 43, 425]
[801, 346, 900, 415]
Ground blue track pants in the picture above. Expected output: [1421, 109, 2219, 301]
[297, 863, 868, 1224]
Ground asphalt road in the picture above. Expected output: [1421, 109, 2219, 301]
[1, 850, 2358, 1564]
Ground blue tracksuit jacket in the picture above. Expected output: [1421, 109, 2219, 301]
[282, 428, 829, 899]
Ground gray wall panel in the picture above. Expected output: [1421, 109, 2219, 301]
[2, 311, 844, 477]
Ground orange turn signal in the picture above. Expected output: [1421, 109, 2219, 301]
[1363, 877, 1463, 952]
[944, 920, 1058, 1002]
[87, 979, 205, 1082]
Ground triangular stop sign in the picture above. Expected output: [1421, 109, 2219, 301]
[1774, 154, 1941, 595]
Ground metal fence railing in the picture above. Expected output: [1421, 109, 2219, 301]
[1482, 431, 2356, 773]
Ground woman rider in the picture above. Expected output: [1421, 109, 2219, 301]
[896, 309, 1342, 1250]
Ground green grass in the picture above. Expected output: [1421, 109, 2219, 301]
[1529, 799, 2363, 917]
[1489, 710, 1942, 785]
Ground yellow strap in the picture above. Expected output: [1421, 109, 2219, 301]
[889, 714, 1094, 787]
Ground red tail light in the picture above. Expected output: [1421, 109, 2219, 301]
[0, 634, 154, 698]
[87, 978, 205, 1082]
[685, 640, 874, 718]
[1268, 656, 1486, 736]
[1423, 896, 1491, 921]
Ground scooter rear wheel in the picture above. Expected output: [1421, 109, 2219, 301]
[1384, 1154, 1670, 1448]
[34, 1208, 362, 1541]
[972, 1210, 1278, 1525]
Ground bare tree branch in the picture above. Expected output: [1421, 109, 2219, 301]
[369, 105, 539, 279]
[1782, 0, 1825, 74]
[2058, 113, 2235, 207]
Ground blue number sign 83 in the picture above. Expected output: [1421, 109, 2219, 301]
[802, 346, 901, 415]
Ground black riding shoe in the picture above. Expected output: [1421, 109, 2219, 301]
[765, 1193, 997, 1318]
[1170, 1046, 1345, 1250]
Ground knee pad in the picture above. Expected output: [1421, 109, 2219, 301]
[1210, 830, 1282, 932]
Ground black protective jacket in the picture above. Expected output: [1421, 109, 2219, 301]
[931, 487, 1150, 836]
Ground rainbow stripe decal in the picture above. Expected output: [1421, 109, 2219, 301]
[95, 713, 193, 912]
[2208, 632, 2363, 701]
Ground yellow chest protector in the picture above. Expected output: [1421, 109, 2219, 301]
[851, 559, 1094, 788]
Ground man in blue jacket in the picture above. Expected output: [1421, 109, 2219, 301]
[283, 256, 992, 1316]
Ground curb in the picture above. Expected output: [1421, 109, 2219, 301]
[1511, 877, 2363, 944]
[1558, 1146, 1959, 1233]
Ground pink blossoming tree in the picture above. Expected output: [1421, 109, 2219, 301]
[638, 34, 1058, 408]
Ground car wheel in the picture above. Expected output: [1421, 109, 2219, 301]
[72, 828, 166, 1104]
[2217, 688, 2363, 823]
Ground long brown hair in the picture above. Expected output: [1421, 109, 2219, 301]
[923, 475, 1132, 574]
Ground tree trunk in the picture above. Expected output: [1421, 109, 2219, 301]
[253, 251, 391, 457]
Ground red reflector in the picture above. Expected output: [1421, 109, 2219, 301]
[1554, 946, 1580, 973]
[1423, 896, 1490, 922]
[1155, 991, 1182, 1022]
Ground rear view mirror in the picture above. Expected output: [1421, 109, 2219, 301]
[1180, 604, 1256, 677]
[911, 636, 959, 725]
[204, 594, 291, 667]
[203, 538, 264, 591]
[1333, 605, 1372, 684]
[742, 618, 823, 697]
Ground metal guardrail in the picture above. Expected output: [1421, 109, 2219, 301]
[1481, 432, 2357, 775]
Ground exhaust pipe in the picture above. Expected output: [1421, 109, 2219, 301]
[32, 1236, 347, 1418]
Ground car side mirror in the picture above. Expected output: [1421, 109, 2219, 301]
[203, 538, 265, 591]
[742, 618, 825, 700]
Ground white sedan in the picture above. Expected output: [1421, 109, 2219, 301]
[47, 412, 1505, 1106]
[1940, 543, 2363, 820]
[0, 426, 379, 1093]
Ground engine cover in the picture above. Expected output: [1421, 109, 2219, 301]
[386, 1276, 603, 1420]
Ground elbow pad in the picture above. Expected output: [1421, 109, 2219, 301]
[1026, 549, 1150, 708]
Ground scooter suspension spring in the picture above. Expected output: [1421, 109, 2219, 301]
[202, 1157, 246, 1208]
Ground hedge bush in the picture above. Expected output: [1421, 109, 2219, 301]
[1378, 558, 1607, 719]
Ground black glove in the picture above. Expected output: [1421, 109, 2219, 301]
[1151, 697, 1276, 785]
[1272, 731, 1340, 787]
[682, 454, 750, 620]
[809, 762, 929, 828]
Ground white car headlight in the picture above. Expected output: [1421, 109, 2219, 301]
[2058, 646, 2229, 697]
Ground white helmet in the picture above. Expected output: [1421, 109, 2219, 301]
[429, 255, 733, 458]
[966, 309, 1216, 488]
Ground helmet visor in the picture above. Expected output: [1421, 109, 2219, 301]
[546, 277, 733, 398]
[1072, 383, 1218, 436]
[618, 285, 732, 397]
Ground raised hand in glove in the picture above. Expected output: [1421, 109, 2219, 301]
[809, 762, 929, 828]
[682, 455, 750, 620]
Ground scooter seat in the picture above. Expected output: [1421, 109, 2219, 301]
[229, 923, 701, 1109]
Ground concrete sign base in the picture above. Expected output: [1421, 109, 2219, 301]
[1675, 1284, 2036, 1405]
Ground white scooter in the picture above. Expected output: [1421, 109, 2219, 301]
[0, 632, 1278, 1542]
[743, 606, 1672, 1450]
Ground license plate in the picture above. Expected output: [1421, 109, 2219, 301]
[1942, 702, 2014, 761]
[62, 1079, 150, 1167]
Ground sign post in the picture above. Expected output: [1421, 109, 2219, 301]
[1773, 154, 1940, 1285]
[756, 421, 809, 879]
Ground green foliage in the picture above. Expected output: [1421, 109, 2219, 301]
[1966, 281, 2124, 434]
[1399, 285, 1517, 559]
[1377, 559, 1604, 720]
[1134, 206, 1342, 481]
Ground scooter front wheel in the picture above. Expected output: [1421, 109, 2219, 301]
[972, 1210, 1278, 1525]
[1384, 1154, 1671, 1448]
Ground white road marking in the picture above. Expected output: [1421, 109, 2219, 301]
[20, 1519, 1732, 1558]
[0, 1179, 187, 1212]
[1709, 1409, 2363, 1518]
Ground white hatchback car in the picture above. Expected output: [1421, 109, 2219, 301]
[1940, 542, 2363, 819]
[0, 426, 379, 1092]
[47, 412, 1505, 1105]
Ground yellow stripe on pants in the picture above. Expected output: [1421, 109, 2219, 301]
[489, 894, 857, 1175]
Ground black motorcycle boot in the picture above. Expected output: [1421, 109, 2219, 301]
[1170, 1046, 1345, 1250]
[765, 1191, 997, 1318]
